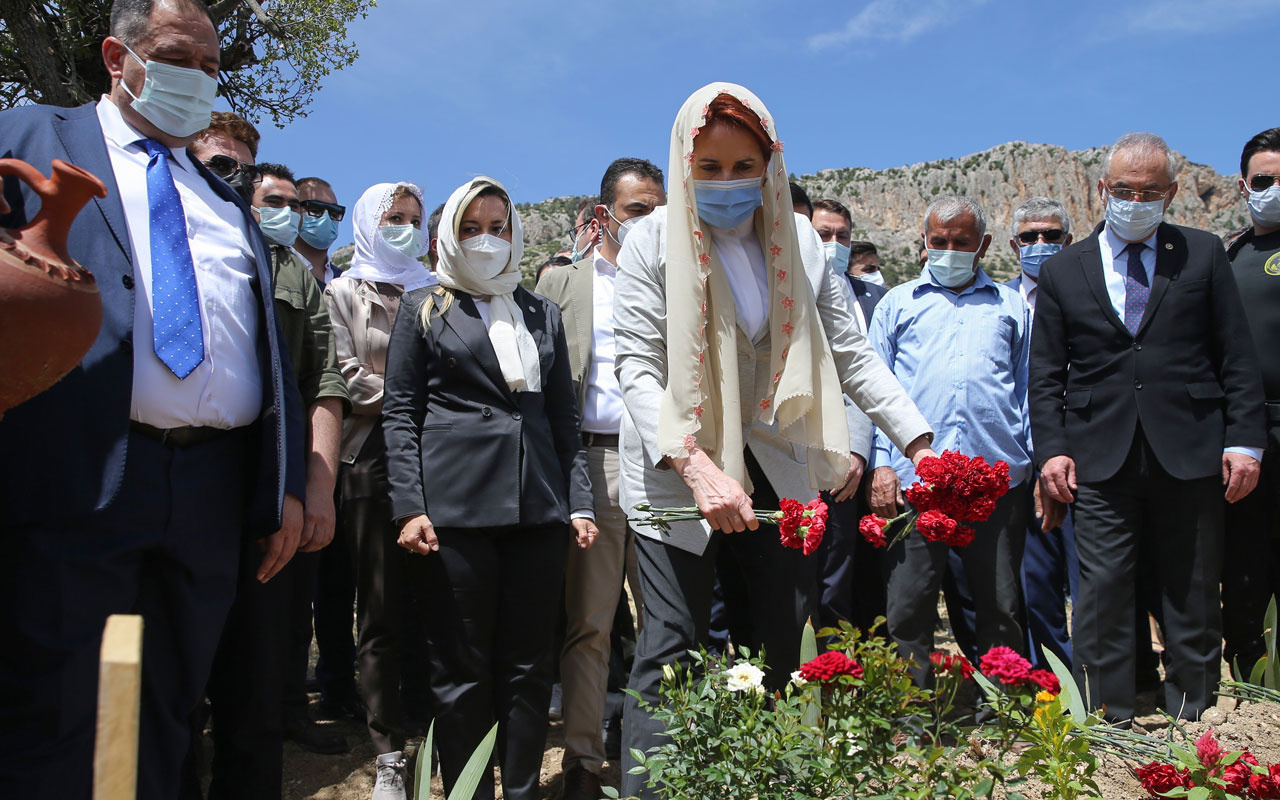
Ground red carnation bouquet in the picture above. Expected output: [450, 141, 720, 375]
[858, 450, 1010, 550]
[631, 496, 828, 555]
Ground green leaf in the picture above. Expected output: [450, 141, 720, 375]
[1042, 646, 1087, 722]
[1188, 786, 1211, 800]
[447, 722, 497, 800]
[414, 721, 435, 800]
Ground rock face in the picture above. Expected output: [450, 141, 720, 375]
[516, 141, 1249, 286]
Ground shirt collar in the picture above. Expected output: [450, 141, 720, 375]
[1103, 222, 1158, 255]
[593, 249, 617, 277]
[914, 265, 998, 297]
[96, 94, 192, 173]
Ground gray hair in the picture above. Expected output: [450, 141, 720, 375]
[924, 195, 987, 237]
[1103, 132, 1177, 184]
[110, 0, 213, 47]
[1010, 197, 1071, 238]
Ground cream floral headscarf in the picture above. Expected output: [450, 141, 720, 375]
[658, 82, 851, 492]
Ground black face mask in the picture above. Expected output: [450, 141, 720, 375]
[228, 171, 256, 205]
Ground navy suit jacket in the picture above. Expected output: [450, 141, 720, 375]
[845, 275, 888, 323]
[0, 101, 304, 537]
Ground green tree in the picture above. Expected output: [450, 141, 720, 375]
[0, 0, 374, 125]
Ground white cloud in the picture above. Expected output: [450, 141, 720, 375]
[807, 0, 986, 50]
[1118, 0, 1274, 34]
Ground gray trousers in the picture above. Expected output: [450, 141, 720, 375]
[883, 483, 1030, 686]
[560, 444, 642, 775]
[1072, 430, 1223, 722]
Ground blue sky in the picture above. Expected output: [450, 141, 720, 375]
[244, 0, 1278, 245]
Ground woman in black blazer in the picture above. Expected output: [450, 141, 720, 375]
[382, 176, 596, 800]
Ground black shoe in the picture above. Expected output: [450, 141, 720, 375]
[602, 716, 622, 761]
[316, 694, 365, 722]
[284, 712, 350, 755]
[562, 765, 603, 800]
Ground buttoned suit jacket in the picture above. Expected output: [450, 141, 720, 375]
[382, 287, 592, 529]
[1028, 221, 1265, 483]
[0, 101, 305, 536]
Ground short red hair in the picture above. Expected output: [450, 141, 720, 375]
[705, 94, 772, 163]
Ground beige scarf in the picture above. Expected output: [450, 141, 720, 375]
[435, 177, 541, 393]
[658, 82, 850, 492]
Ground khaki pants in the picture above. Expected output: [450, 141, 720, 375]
[560, 444, 643, 773]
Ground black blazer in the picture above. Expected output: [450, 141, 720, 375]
[0, 101, 305, 536]
[846, 275, 888, 323]
[382, 286, 592, 529]
[1029, 221, 1265, 483]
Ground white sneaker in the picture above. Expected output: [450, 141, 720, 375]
[372, 750, 407, 800]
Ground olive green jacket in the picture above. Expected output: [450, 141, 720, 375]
[271, 245, 350, 414]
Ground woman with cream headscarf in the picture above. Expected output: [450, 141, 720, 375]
[323, 181, 435, 786]
[614, 83, 937, 798]
[382, 177, 596, 800]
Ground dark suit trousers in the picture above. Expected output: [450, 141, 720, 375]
[423, 525, 568, 800]
[1223, 446, 1280, 674]
[621, 454, 813, 800]
[883, 484, 1029, 687]
[313, 487, 358, 705]
[814, 487, 886, 635]
[0, 429, 248, 800]
[1073, 428, 1223, 721]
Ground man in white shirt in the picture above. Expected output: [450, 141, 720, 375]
[0, 2, 304, 797]
[535, 158, 665, 800]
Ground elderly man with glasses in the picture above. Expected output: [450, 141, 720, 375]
[1029, 132, 1265, 723]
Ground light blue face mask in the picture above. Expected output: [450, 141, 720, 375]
[925, 248, 978, 288]
[823, 241, 851, 275]
[1106, 196, 1164, 242]
[694, 177, 763, 229]
[256, 205, 300, 246]
[299, 213, 339, 250]
[379, 223, 424, 257]
[120, 44, 218, 138]
[1018, 242, 1062, 279]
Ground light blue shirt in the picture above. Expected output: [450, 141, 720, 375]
[870, 268, 1032, 488]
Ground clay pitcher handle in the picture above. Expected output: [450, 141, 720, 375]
[0, 158, 108, 267]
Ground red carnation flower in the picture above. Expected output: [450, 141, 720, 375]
[775, 498, 805, 548]
[1135, 762, 1194, 795]
[858, 514, 888, 548]
[944, 524, 976, 548]
[979, 646, 1032, 686]
[801, 498, 827, 556]
[798, 650, 863, 683]
[1195, 730, 1225, 769]
[929, 651, 975, 680]
[1221, 752, 1258, 795]
[1249, 764, 1280, 798]
[1028, 669, 1060, 695]
[915, 510, 958, 543]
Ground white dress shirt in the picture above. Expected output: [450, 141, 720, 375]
[582, 251, 623, 434]
[1100, 222, 1260, 462]
[1018, 273, 1038, 318]
[97, 97, 262, 429]
[709, 216, 769, 340]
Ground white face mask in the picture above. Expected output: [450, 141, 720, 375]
[460, 233, 512, 279]
[1105, 195, 1165, 242]
[379, 223, 424, 257]
[860, 269, 886, 287]
[120, 44, 218, 138]
[1247, 185, 1280, 228]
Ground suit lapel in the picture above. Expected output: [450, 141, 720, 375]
[1079, 228, 1132, 338]
[51, 104, 133, 267]
[570, 263, 593, 382]
[445, 293, 516, 401]
[1136, 223, 1180, 337]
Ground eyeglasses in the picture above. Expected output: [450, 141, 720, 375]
[1248, 174, 1280, 192]
[1016, 228, 1066, 245]
[300, 199, 346, 222]
[202, 155, 259, 183]
[1105, 184, 1172, 203]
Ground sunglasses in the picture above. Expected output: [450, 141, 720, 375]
[1016, 228, 1066, 245]
[202, 155, 259, 183]
[1248, 174, 1280, 192]
[300, 199, 346, 222]
[1105, 184, 1171, 203]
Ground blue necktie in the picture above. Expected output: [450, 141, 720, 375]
[1122, 242, 1149, 336]
[141, 139, 205, 379]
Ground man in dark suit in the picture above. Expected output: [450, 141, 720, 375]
[810, 199, 888, 632]
[1030, 132, 1265, 722]
[0, 1, 305, 797]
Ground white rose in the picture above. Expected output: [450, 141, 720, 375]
[724, 663, 765, 693]
[790, 670, 807, 687]
[662, 664, 676, 683]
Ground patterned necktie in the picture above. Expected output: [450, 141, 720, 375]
[140, 139, 205, 378]
[1122, 242, 1149, 336]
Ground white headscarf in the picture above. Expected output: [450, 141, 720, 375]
[659, 82, 851, 492]
[343, 181, 437, 292]
[435, 176, 541, 393]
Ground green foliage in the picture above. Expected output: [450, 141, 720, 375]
[0, 0, 374, 125]
[412, 720, 498, 800]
